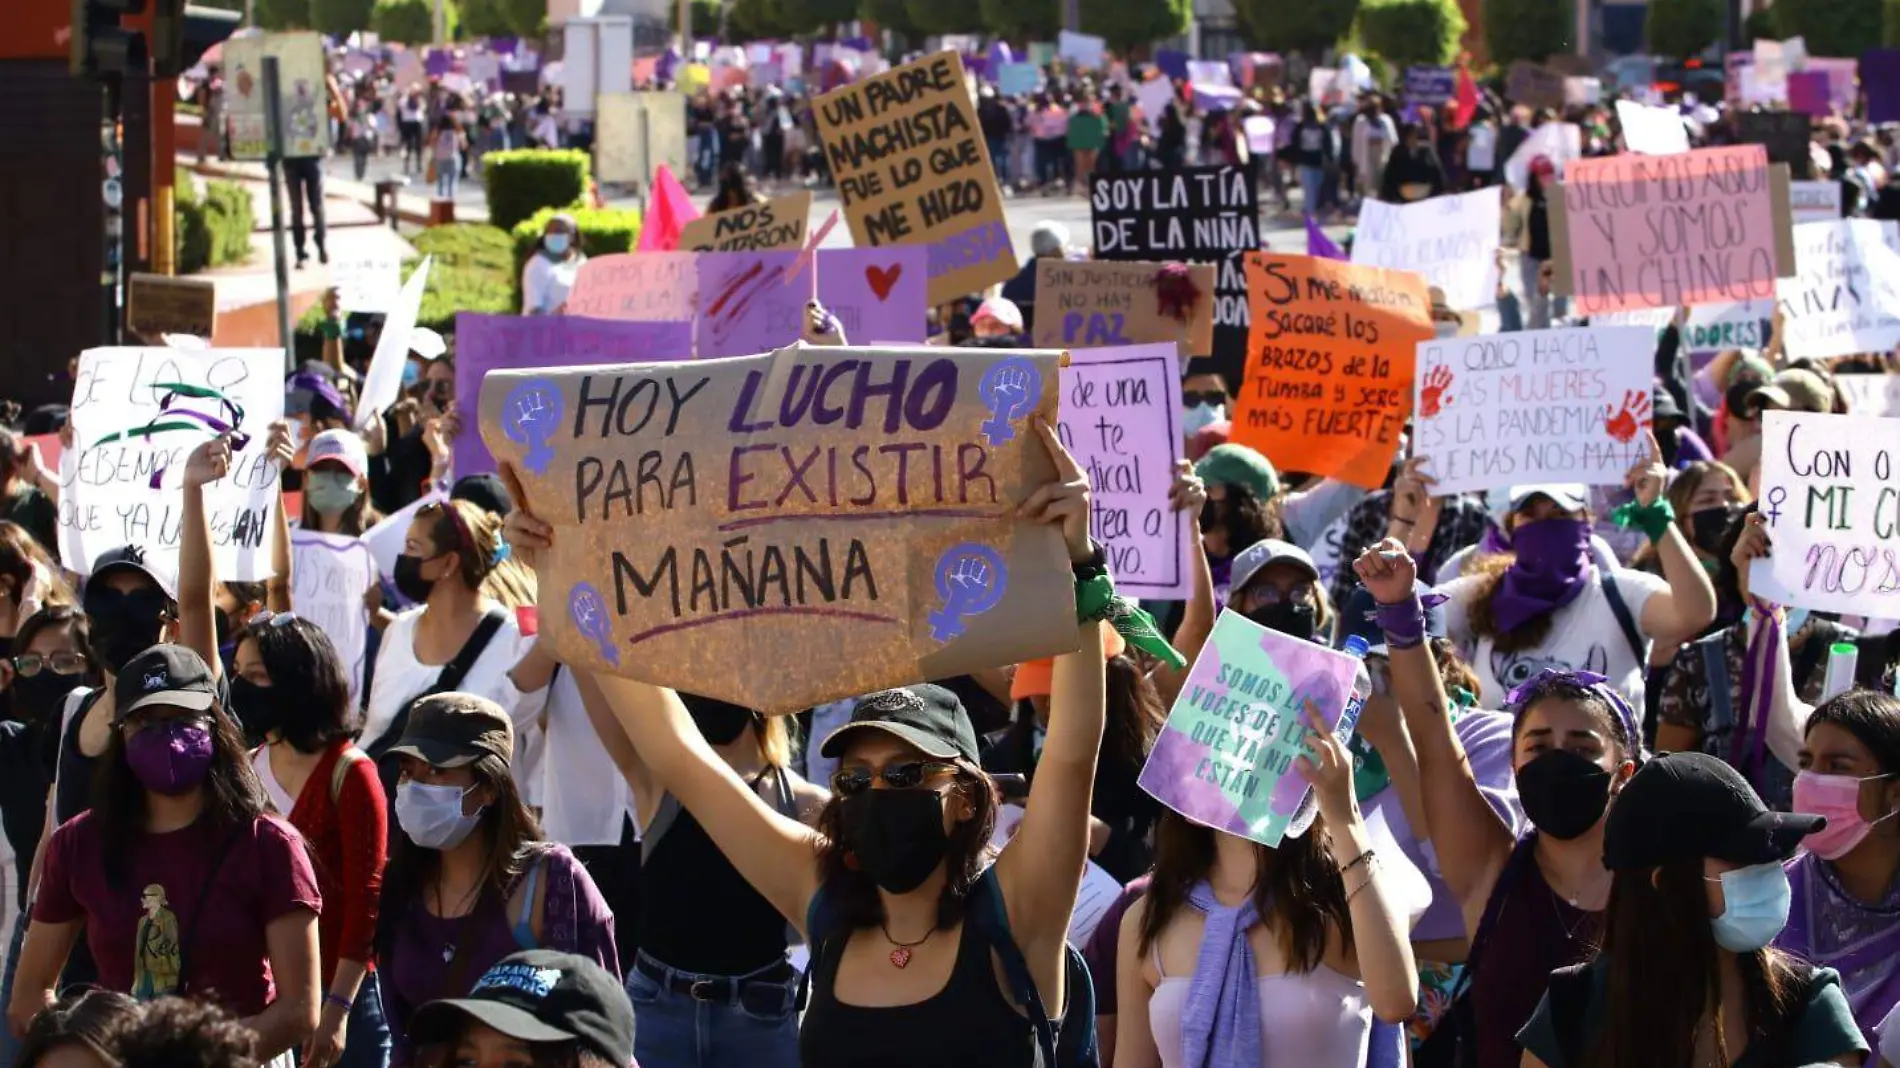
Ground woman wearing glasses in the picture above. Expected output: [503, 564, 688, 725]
[519, 419, 1109, 1068]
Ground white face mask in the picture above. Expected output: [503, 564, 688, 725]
[395, 780, 483, 850]
[1183, 402, 1225, 437]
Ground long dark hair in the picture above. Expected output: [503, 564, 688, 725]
[1103, 653, 1166, 774]
[813, 758, 1000, 932]
[375, 751, 544, 959]
[242, 616, 353, 752]
[13, 605, 98, 673]
[17, 988, 139, 1068]
[1587, 855, 1805, 1068]
[1137, 809, 1352, 973]
[94, 703, 266, 890]
[1199, 481, 1284, 557]
[1807, 690, 1900, 773]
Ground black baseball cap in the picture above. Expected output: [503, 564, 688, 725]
[1603, 751, 1824, 871]
[409, 950, 634, 1067]
[386, 693, 515, 768]
[88, 544, 178, 602]
[820, 684, 980, 765]
[113, 645, 217, 723]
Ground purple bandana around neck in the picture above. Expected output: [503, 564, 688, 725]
[1491, 519, 1593, 633]
[1180, 881, 1262, 1068]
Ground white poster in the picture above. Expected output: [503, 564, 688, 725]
[1791, 180, 1842, 225]
[60, 347, 286, 581]
[1135, 76, 1175, 135]
[1751, 411, 1900, 614]
[1682, 300, 1775, 352]
[1615, 99, 1689, 156]
[1777, 220, 1900, 361]
[1242, 115, 1276, 155]
[1837, 374, 1900, 418]
[1504, 122, 1582, 190]
[1411, 326, 1657, 495]
[354, 256, 431, 431]
[222, 31, 331, 160]
[1352, 188, 1503, 312]
[1057, 30, 1106, 71]
[290, 530, 377, 703]
[333, 256, 402, 315]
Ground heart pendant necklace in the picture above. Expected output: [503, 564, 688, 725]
[880, 920, 932, 969]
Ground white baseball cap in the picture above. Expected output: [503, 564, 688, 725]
[307, 429, 369, 477]
[1507, 483, 1590, 514]
[409, 326, 448, 361]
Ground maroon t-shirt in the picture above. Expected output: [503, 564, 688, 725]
[35, 811, 322, 1016]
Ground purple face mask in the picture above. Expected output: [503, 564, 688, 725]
[124, 719, 215, 796]
[1492, 518, 1593, 633]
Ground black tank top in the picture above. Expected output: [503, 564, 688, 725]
[54, 689, 103, 825]
[635, 767, 796, 976]
[800, 910, 1037, 1068]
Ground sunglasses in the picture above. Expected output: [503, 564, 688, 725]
[1182, 390, 1228, 408]
[12, 652, 88, 678]
[830, 760, 961, 797]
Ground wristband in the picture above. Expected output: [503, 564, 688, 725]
[324, 993, 352, 1012]
[1610, 497, 1677, 545]
[1075, 571, 1186, 669]
[1373, 591, 1428, 651]
[319, 318, 343, 341]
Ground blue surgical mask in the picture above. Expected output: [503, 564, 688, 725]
[544, 232, 571, 256]
[1708, 861, 1792, 952]
[401, 360, 421, 387]
[1182, 402, 1224, 437]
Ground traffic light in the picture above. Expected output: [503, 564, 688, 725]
[70, 0, 146, 78]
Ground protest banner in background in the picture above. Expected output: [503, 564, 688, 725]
[1788, 71, 1830, 116]
[290, 530, 376, 703]
[815, 247, 929, 343]
[454, 313, 694, 475]
[127, 274, 216, 340]
[1777, 220, 1900, 360]
[1684, 300, 1775, 351]
[1564, 77, 1602, 106]
[565, 252, 697, 321]
[1551, 145, 1790, 315]
[1351, 188, 1502, 312]
[60, 347, 284, 580]
[593, 92, 689, 186]
[1134, 77, 1175, 134]
[332, 256, 402, 314]
[1751, 411, 1900, 615]
[1791, 180, 1842, 224]
[1506, 61, 1566, 109]
[1838, 374, 1900, 417]
[695, 252, 809, 358]
[998, 62, 1039, 96]
[1091, 167, 1259, 380]
[812, 51, 1013, 305]
[1056, 343, 1191, 599]
[1735, 111, 1814, 179]
[1058, 30, 1106, 69]
[678, 190, 812, 252]
[479, 345, 1078, 712]
[223, 32, 330, 159]
[1031, 259, 1217, 358]
[1138, 609, 1362, 847]
[1242, 116, 1275, 155]
[352, 256, 432, 432]
[1867, 50, 1900, 124]
[1615, 99, 1690, 155]
[1503, 121, 1582, 190]
[1411, 326, 1656, 495]
[1403, 67, 1454, 108]
[1233, 253, 1433, 489]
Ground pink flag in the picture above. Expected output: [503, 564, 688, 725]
[1305, 215, 1344, 261]
[635, 164, 700, 252]
[1452, 62, 1479, 131]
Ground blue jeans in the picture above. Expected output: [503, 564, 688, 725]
[434, 155, 459, 199]
[1299, 165, 1327, 214]
[0, 918, 25, 1068]
[334, 971, 392, 1068]
[626, 951, 798, 1068]
[988, 136, 1011, 185]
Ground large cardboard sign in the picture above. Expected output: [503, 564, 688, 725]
[1351, 188, 1503, 313]
[223, 31, 331, 160]
[127, 274, 216, 341]
[564, 253, 698, 322]
[678, 191, 812, 252]
[1506, 61, 1567, 109]
[290, 530, 376, 704]
[811, 51, 1013, 305]
[1031, 260, 1217, 358]
[1752, 411, 1900, 615]
[478, 345, 1078, 712]
[594, 91, 689, 186]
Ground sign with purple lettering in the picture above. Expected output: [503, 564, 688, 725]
[1751, 411, 1900, 615]
[1058, 344, 1192, 599]
[453, 313, 694, 476]
[810, 51, 1015, 304]
[1139, 609, 1362, 847]
[815, 247, 928, 343]
[478, 345, 1079, 713]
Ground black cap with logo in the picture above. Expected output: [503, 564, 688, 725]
[409, 949, 634, 1066]
[819, 684, 980, 765]
[113, 645, 217, 724]
[1604, 751, 1825, 871]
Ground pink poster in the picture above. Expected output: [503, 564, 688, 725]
[694, 251, 804, 359]
[1787, 71, 1830, 117]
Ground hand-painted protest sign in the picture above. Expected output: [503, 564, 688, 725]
[223, 32, 331, 159]
[290, 530, 376, 703]
[1242, 116, 1275, 155]
[1615, 99, 1690, 156]
[1351, 188, 1502, 312]
[454, 313, 694, 475]
[998, 63, 1039, 96]
[1787, 71, 1830, 117]
[127, 274, 216, 341]
[1683, 300, 1775, 352]
[565, 252, 697, 321]
[1411, 326, 1656, 495]
[353, 257, 431, 431]
[1403, 67, 1454, 108]
[1138, 609, 1361, 847]
[478, 345, 1078, 712]
[1135, 77, 1177, 135]
[1564, 77, 1602, 106]
[1233, 253, 1433, 489]
[1506, 61, 1566, 109]
[1791, 180, 1841, 224]
[60, 347, 284, 580]
[1056, 343, 1190, 598]
[678, 191, 812, 252]
[694, 252, 808, 359]
[1031, 260, 1217, 358]
[812, 51, 1013, 305]
[1736, 110, 1814, 179]
[332, 256, 402, 314]
[1058, 30, 1106, 70]
[1091, 167, 1258, 382]
[1837, 374, 1900, 417]
[1551, 145, 1789, 316]
[1503, 121, 1582, 190]
[1751, 411, 1900, 615]
[1776, 220, 1900, 360]
[815, 247, 929, 344]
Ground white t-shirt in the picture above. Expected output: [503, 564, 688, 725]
[501, 668, 635, 847]
[1440, 566, 1667, 710]
[1466, 124, 1497, 173]
[250, 746, 299, 814]
[521, 252, 585, 316]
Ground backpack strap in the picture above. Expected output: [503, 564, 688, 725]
[330, 746, 371, 803]
[1598, 571, 1648, 668]
[1698, 632, 1735, 737]
[966, 867, 1060, 1068]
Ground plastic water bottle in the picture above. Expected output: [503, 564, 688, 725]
[1287, 634, 1375, 840]
[1823, 642, 1859, 702]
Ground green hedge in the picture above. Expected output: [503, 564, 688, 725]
[509, 206, 643, 306]
[294, 222, 520, 362]
[483, 149, 592, 233]
[1358, 0, 1467, 68]
[175, 169, 255, 275]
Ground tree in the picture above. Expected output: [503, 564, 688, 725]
[903, 0, 985, 33]
[861, 0, 923, 38]
[492, 0, 543, 36]
[251, 0, 310, 30]
[980, 0, 1058, 41]
[1356, 0, 1465, 69]
[779, 0, 857, 32]
[309, 0, 373, 33]
[1744, 6, 1776, 40]
[669, 0, 720, 37]
[1889, 0, 1900, 44]
[370, 0, 446, 44]
[1643, 0, 1721, 57]
[1482, 0, 1571, 64]
[726, 0, 791, 40]
[1233, 0, 1359, 58]
[1771, 0, 1882, 56]
[1083, 0, 1191, 55]
[460, 0, 510, 37]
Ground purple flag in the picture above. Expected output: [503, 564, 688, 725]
[1864, 50, 1900, 124]
[1306, 215, 1345, 261]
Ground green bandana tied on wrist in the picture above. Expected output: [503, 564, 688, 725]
[1611, 497, 1676, 545]
[1075, 572, 1186, 669]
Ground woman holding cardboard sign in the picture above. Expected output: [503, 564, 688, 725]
[505, 418, 1111, 1068]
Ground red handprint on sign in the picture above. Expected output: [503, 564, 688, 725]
[1420, 365, 1456, 418]
[1604, 390, 1653, 444]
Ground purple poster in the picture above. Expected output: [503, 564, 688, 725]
[425, 48, 452, 77]
[1154, 49, 1190, 82]
[452, 313, 693, 475]
[693, 252, 805, 359]
[1865, 51, 1900, 124]
[815, 247, 928, 344]
[1787, 71, 1830, 117]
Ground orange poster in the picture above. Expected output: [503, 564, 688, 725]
[1232, 253, 1432, 489]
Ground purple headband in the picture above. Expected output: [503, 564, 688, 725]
[1506, 668, 1645, 763]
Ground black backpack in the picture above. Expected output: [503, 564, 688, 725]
[803, 865, 1099, 1068]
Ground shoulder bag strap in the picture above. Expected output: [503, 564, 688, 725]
[968, 868, 1059, 1068]
[178, 821, 255, 995]
[1700, 633, 1735, 737]
[1599, 571, 1648, 667]
[366, 610, 508, 758]
[331, 746, 372, 802]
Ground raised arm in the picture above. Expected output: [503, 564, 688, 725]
[1628, 432, 1717, 643]
[1152, 463, 1211, 707]
[266, 422, 294, 613]
[179, 436, 232, 675]
[569, 667, 661, 833]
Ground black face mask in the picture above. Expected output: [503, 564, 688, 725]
[1515, 748, 1614, 840]
[393, 553, 438, 605]
[1246, 601, 1317, 644]
[9, 670, 74, 723]
[84, 588, 169, 674]
[841, 788, 952, 894]
[227, 676, 284, 746]
[689, 700, 755, 746]
[1690, 506, 1735, 557]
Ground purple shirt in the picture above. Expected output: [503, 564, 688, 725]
[1777, 852, 1900, 1053]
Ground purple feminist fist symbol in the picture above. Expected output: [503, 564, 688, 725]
[568, 583, 619, 667]
[978, 358, 1039, 446]
[927, 544, 1007, 642]
[503, 379, 563, 476]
